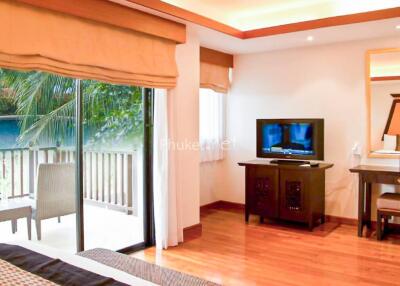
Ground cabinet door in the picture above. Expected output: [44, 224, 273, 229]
[246, 166, 279, 218]
[279, 169, 310, 222]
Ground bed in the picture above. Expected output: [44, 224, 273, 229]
[0, 242, 218, 286]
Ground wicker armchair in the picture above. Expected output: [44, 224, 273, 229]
[32, 163, 76, 240]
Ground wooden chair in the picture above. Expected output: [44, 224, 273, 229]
[376, 192, 400, 240]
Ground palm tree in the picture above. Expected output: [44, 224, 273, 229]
[0, 68, 143, 149]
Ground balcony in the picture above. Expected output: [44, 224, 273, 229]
[0, 146, 143, 253]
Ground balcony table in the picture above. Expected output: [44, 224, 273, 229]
[0, 197, 32, 240]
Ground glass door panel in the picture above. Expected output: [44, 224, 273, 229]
[0, 68, 77, 253]
[81, 80, 144, 250]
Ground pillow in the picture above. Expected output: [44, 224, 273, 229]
[383, 134, 397, 151]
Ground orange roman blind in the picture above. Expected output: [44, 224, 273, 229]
[0, 0, 186, 88]
[200, 47, 233, 93]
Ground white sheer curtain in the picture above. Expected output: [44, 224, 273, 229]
[153, 89, 183, 249]
[199, 88, 225, 162]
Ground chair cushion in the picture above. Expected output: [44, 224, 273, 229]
[377, 193, 400, 210]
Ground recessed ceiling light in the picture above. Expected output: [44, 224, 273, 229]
[396, 25, 400, 30]
[306, 36, 314, 42]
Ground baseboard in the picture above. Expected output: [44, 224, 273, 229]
[200, 200, 245, 212]
[199, 201, 221, 211]
[200, 200, 400, 230]
[324, 215, 358, 226]
[183, 223, 202, 241]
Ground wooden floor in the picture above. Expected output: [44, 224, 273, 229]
[133, 207, 400, 286]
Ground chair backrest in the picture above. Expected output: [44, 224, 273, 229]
[35, 163, 76, 220]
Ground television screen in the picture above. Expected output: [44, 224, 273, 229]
[257, 119, 324, 160]
[262, 123, 314, 156]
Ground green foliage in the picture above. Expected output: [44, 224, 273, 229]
[0, 69, 18, 115]
[0, 96, 17, 115]
[83, 81, 143, 148]
[0, 68, 143, 149]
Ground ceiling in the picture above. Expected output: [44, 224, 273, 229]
[113, 0, 400, 54]
[194, 17, 400, 54]
[161, 0, 400, 30]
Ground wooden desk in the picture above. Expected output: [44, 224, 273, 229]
[350, 165, 400, 237]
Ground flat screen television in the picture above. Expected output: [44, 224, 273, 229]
[257, 119, 324, 161]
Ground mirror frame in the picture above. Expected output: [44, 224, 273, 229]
[366, 48, 400, 159]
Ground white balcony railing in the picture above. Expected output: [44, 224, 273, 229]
[0, 147, 138, 215]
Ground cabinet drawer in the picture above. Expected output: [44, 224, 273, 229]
[378, 175, 400, 185]
[364, 173, 400, 185]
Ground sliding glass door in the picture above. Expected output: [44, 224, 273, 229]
[0, 68, 154, 253]
[81, 80, 148, 251]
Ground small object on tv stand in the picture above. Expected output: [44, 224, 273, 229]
[270, 159, 310, 165]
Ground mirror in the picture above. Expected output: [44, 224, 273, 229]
[367, 48, 400, 159]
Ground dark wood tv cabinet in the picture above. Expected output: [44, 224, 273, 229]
[238, 160, 333, 230]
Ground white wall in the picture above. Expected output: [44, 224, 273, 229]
[203, 36, 400, 220]
[200, 161, 223, 205]
[171, 27, 200, 228]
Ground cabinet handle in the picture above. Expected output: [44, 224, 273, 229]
[397, 177, 400, 184]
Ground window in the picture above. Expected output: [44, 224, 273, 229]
[199, 88, 225, 162]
